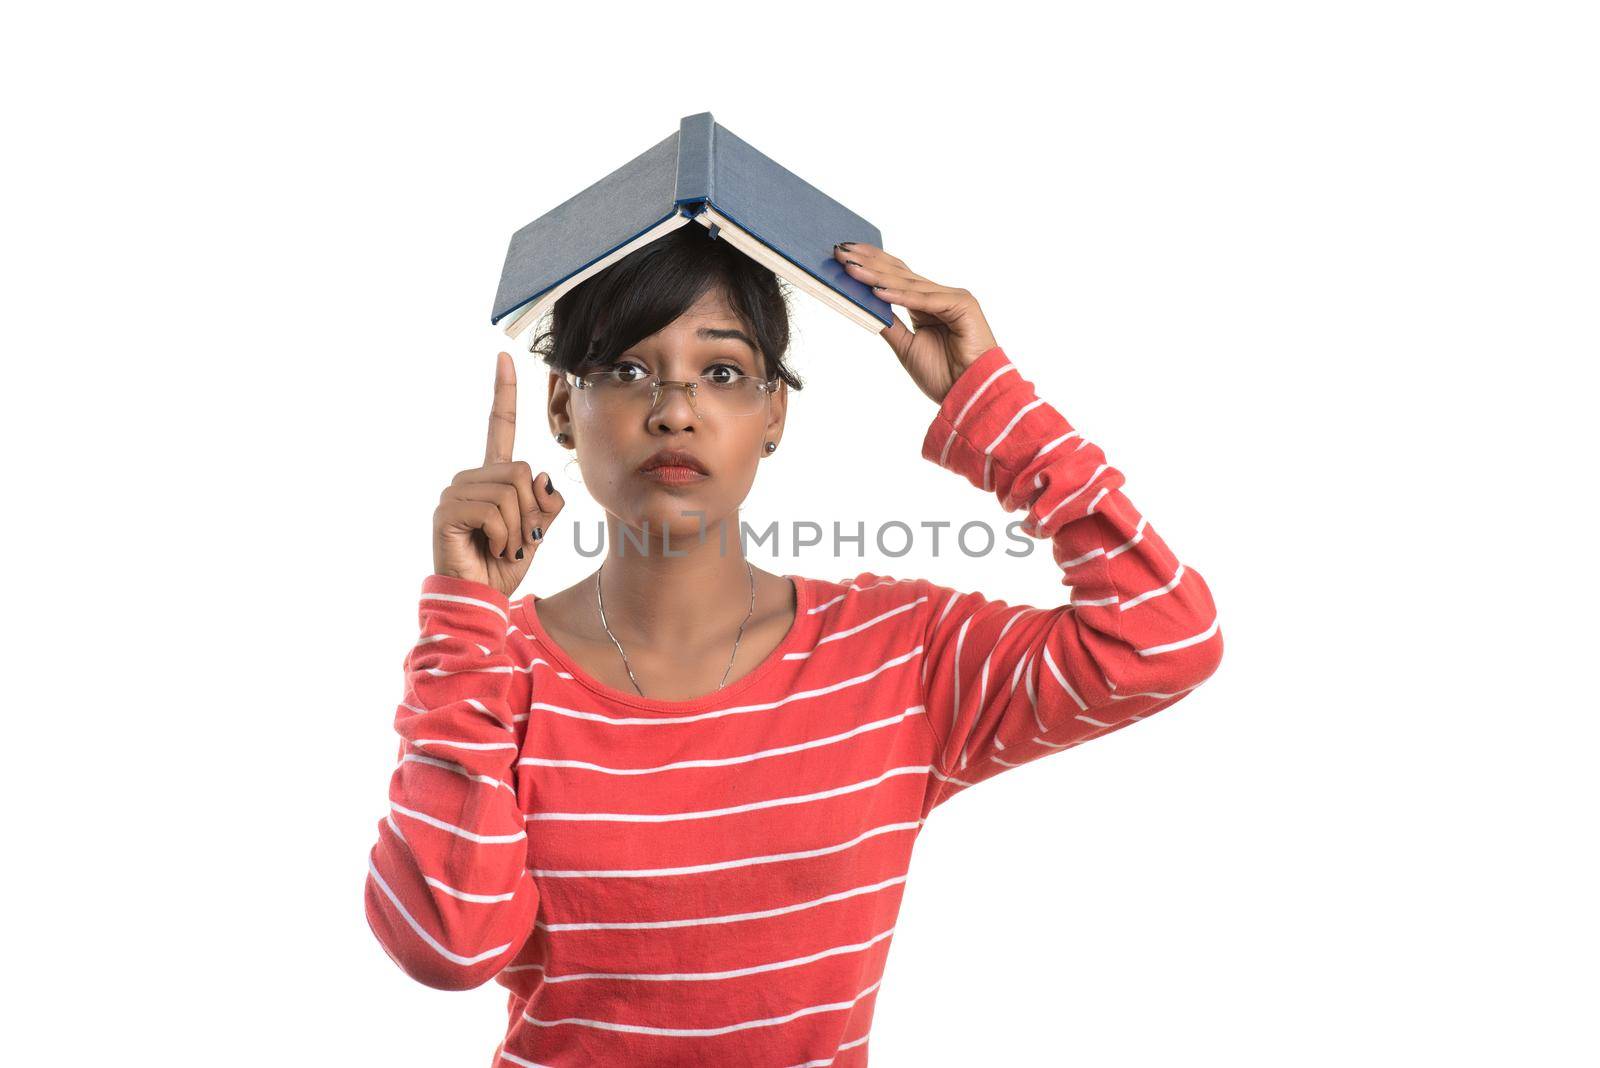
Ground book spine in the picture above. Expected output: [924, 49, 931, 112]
[674, 111, 716, 213]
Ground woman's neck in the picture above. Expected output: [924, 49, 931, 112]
[593, 513, 762, 650]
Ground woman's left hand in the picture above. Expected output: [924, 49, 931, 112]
[833, 242, 999, 405]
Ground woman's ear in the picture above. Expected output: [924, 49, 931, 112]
[764, 378, 788, 447]
[548, 369, 573, 444]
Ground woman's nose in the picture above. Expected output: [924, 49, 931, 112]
[650, 379, 701, 424]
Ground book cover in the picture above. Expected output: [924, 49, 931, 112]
[491, 112, 892, 338]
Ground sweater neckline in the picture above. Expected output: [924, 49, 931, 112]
[516, 574, 811, 713]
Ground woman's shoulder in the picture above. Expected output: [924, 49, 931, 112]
[793, 569, 943, 627]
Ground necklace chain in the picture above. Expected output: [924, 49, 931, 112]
[595, 560, 756, 698]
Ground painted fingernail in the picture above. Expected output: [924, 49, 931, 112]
[873, 285, 888, 290]
[531, 527, 543, 540]
[845, 259, 862, 267]
[516, 547, 524, 560]
[545, 476, 555, 494]
[838, 241, 855, 249]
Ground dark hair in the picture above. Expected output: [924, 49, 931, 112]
[530, 223, 804, 391]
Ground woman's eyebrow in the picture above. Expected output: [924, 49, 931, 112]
[697, 327, 758, 354]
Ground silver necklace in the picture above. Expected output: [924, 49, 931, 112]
[595, 559, 756, 698]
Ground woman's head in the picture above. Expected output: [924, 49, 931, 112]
[531, 223, 803, 389]
[533, 224, 803, 545]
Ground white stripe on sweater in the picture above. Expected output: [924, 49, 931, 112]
[366, 857, 514, 966]
[538, 875, 909, 932]
[1136, 615, 1220, 656]
[531, 819, 924, 879]
[949, 363, 1018, 429]
[423, 873, 520, 904]
[530, 647, 923, 727]
[1120, 563, 1186, 612]
[1036, 462, 1109, 529]
[1041, 646, 1089, 711]
[520, 978, 885, 1038]
[981, 397, 1046, 454]
[399, 753, 515, 794]
[519, 707, 926, 776]
[391, 801, 526, 844]
[807, 596, 929, 649]
[420, 590, 508, 624]
[526, 765, 931, 824]
[539, 926, 896, 984]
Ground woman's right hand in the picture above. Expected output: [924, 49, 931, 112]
[432, 351, 564, 596]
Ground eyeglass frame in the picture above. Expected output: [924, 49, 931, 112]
[561, 366, 782, 417]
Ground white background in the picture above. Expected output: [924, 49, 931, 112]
[5, 2, 1596, 1065]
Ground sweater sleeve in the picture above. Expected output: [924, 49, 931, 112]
[363, 574, 540, 990]
[915, 346, 1224, 812]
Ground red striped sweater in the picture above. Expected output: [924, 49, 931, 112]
[364, 345, 1224, 1066]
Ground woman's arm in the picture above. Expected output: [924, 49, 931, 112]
[915, 346, 1223, 809]
[829, 242, 1222, 810]
[363, 574, 540, 990]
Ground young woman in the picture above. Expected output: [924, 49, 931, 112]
[364, 224, 1223, 1065]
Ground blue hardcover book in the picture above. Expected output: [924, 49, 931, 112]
[491, 111, 892, 342]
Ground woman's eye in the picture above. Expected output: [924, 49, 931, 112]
[611, 362, 649, 383]
[704, 364, 742, 385]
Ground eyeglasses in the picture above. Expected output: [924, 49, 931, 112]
[564, 363, 780, 418]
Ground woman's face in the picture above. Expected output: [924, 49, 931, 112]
[548, 287, 788, 543]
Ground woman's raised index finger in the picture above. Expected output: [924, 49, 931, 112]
[485, 351, 517, 466]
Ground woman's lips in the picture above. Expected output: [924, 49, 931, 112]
[639, 464, 710, 484]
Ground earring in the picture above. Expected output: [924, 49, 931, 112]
[763, 441, 777, 454]
[554, 432, 569, 445]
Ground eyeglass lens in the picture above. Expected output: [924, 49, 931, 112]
[577, 372, 770, 416]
